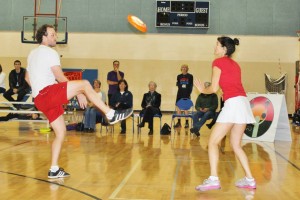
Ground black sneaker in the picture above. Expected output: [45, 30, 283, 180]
[190, 127, 196, 133]
[137, 122, 145, 128]
[48, 168, 70, 179]
[109, 108, 133, 125]
[184, 122, 189, 128]
[88, 128, 95, 133]
[194, 131, 200, 137]
[190, 128, 200, 137]
[206, 124, 213, 129]
[173, 122, 181, 128]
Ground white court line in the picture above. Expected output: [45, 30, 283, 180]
[170, 159, 181, 200]
[109, 159, 152, 200]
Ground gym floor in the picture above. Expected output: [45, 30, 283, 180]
[0, 113, 299, 200]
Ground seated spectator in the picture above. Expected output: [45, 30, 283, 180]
[0, 64, 6, 94]
[0, 113, 41, 121]
[110, 79, 133, 134]
[190, 82, 218, 137]
[3, 60, 30, 109]
[137, 81, 162, 135]
[206, 96, 224, 129]
[83, 80, 106, 132]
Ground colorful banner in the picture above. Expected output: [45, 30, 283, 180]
[63, 71, 82, 80]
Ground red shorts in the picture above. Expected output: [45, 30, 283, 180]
[34, 82, 69, 123]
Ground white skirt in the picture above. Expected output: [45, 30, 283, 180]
[217, 96, 256, 124]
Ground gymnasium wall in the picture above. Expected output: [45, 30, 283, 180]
[0, 0, 299, 36]
[0, 0, 299, 113]
[0, 32, 298, 113]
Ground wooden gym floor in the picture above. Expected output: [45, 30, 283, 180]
[0, 113, 299, 200]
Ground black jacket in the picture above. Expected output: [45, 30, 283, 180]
[110, 91, 133, 110]
[141, 91, 161, 114]
[8, 67, 29, 91]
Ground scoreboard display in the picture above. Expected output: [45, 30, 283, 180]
[156, 1, 209, 28]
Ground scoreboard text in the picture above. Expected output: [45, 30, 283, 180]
[156, 1, 209, 28]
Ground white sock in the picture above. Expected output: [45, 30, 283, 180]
[50, 166, 59, 172]
[209, 176, 219, 181]
[246, 177, 254, 182]
[106, 109, 115, 120]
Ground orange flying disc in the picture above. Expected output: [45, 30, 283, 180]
[127, 14, 147, 33]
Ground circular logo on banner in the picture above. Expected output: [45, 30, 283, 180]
[245, 96, 274, 138]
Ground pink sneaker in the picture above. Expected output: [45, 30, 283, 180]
[235, 177, 256, 189]
[195, 178, 221, 191]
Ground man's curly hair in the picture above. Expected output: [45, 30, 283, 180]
[35, 24, 54, 44]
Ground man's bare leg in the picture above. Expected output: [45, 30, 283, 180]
[66, 80, 132, 124]
[67, 80, 110, 113]
[50, 115, 66, 167]
[48, 115, 70, 178]
[48, 80, 113, 178]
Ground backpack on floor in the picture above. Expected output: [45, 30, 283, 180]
[160, 123, 171, 135]
[66, 123, 77, 131]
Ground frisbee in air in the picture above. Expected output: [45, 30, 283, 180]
[127, 14, 147, 33]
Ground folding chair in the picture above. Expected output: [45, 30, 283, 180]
[171, 98, 194, 131]
[79, 109, 112, 133]
[100, 117, 114, 134]
[100, 113, 135, 134]
[138, 113, 162, 134]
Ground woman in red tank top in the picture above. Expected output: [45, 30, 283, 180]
[194, 37, 256, 191]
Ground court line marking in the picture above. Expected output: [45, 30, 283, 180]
[0, 170, 101, 200]
[264, 143, 300, 171]
[0, 140, 31, 151]
[170, 159, 181, 200]
[109, 159, 143, 200]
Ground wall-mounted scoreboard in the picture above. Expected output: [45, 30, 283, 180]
[156, 1, 209, 28]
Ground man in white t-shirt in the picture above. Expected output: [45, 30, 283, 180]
[25, 24, 132, 179]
